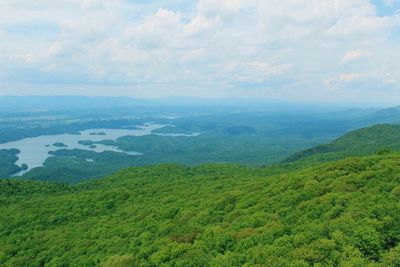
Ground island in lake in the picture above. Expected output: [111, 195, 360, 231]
[89, 132, 107, 136]
[53, 142, 67, 148]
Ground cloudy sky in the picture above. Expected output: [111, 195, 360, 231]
[0, 0, 400, 103]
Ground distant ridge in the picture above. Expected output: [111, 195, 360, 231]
[0, 95, 144, 111]
[367, 106, 400, 124]
[0, 95, 376, 112]
[284, 123, 400, 163]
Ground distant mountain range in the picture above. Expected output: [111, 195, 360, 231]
[0, 95, 392, 112]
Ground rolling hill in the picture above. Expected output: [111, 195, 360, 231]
[1, 153, 400, 266]
[284, 124, 400, 164]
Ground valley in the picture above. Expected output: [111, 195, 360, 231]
[1, 97, 400, 266]
[1, 101, 400, 183]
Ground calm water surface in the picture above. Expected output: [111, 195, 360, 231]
[0, 123, 179, 174]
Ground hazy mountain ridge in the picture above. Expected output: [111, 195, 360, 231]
[0, 95, 391, 113]
[284, 124, 400, 164]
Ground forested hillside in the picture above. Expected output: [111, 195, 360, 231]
[284, 124, 400, 164]
[0, 149, 22, 177]
[1, 153, 400, 266]
[2, 102, 400, 184]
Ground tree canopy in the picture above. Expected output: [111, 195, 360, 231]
[1, 153, 400, 266]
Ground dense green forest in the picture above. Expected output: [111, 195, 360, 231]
[18, 123, 400, 184]
[23, 150, 140, 184]
[2, 103, 400, 182]
[1, 152, 400, 266]
[2, 101, 400, 266]
[285, 124, 400, 164]
[14, 111, 346, 183]
[0, 149, 21, 177]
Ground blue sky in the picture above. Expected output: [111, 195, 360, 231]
[0, 0, 399, 104]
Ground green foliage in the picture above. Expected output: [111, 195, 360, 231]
[152, 126, 193, 135]
[4, 110, 349, 183]
[100, 255, 138, 267]
[53, 142, 67, 148]
[285, 124, 400, 164]
[4, 109, 400, 184]
[22, 152, 135, 184]
[1, 153, 400, 266]
[20, 163, 28, 171]
[0, 148, 21, 177]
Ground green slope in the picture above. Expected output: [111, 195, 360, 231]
[0, 149, 22, 177]
[367, 106, 400, 124]
[1, 154, 400, 266]
[284, 124, 400, 164]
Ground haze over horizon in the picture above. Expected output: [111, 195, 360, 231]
[1, 0, 400, 104]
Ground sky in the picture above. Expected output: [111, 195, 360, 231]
[0, 0, 400, 104]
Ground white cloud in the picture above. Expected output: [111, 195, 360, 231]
[184, 15, 216, 36]
[384, 0, 395, 6]
[340, 73, 369, 82]
[216, 62, 293, 85]
[48, 41, 62, 57]
[340, 50, 370, 64]
[322, 79, 334, 87]
[0, 0, 399, 103]
[384, 79, 398, 85]
[325, 16, 393, 36]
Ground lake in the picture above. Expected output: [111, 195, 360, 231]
[0, 123, 197, 174]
